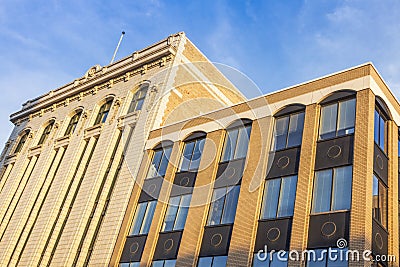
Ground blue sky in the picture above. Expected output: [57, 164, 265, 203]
[1, 0, 400, 146]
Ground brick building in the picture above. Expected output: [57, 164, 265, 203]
[0, 33, 399, 267]
[113, 63, 400, 267]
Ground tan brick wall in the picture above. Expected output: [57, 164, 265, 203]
[387, 120, 399, 266]
[176, 129, 225, 267]
[349, 89, 375, 267]
[227, 116, 273, 266]
[288, 104, 320, 267]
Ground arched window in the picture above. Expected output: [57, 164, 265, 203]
[38, 121, 55, 145]
[94, 99, 113, 125]
[179, 132, 207, 172]
[65, 111, 82, 136]
[319, 91, 356, 140]
[128, 83, 149, 113]
[14, 130, 30, 153]
[146, 142, 173, 178]
[374, 97, 391, 153]
[272, 104, 305, 151]
[221, 119, 252, 162]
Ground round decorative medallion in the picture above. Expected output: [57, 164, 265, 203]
[277, 156, 290, 169]
[179, 176, 190, 187]
[266, 227, 281, 242]
[225, 167, 236, 179]
[375, 233, 384, 249]
[147, 183, 157, 194]
[376, 155, 384, 170]
[321, 222, 337, 237]
[164, 238, 174, 251]
[130, 242, 140, 254]
[211, 233, 223, 247]
[327, 145, 342, 159]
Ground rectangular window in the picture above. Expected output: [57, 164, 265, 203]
[312, 166, 352, 213]
[373, 175, 388, 228]
[374, 109, 387, 152]
[120, 262, 140, 267]
[151, 260, 176, 267]
[129, 201, 157, 236]
[253, 252, 288, 267]
[272, 112, 305, 151]
[261, 176, 298, 219]
[198, 256, 227, 267]
[306, 248, 348, 267]
[162, 194, 192, 232]
[319, 98, 356, 140]
[207, 185, 240, 226]
[147, 147, 173, 178]
[180, 138, 206, 172]
[222, 124, 252, 162]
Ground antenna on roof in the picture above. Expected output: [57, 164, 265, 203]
[110, 31, 125, 64]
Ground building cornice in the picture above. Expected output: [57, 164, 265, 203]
[10, 32, 185, 125]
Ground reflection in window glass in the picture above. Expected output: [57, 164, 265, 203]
[374, 109, 387, 152]
[147, 146, 173, 178]
[272, 112, 305, 151]
[319, 98, 356, 140]
[128, 84, 149, 113]
[197, 256, 227, 267]
[252, 252, 288, 267]
[222, 124, 252, 162]
[207, 186, 241, 226]
[180, 137, 206, 172]
[162, 194, 191, 232]
[65, 111, 82, 136]
[306, 248, 348, 267]
[373, 175, 388, 228]
[151, 260, 176, 267]
[129, 201, 157, 235]
[312, 166, 352, 213]
[94, 100, 113, 125]
[119, 262, 140, 267]
[38, 122, 55, 145]
[261, 176, 297, 219]
[14, 131, 29, 153]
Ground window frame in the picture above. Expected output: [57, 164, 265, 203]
[38, 121, 55, 145]
[311, 166, 353, 214]
[179, 136, 206, 172]
[197, 256, 228, 267]
[372, 174, 388, 229]
[271, 111, 305, 151]
[146, 145, 173, 179]
[318, 97, 356, 141]
[161, 194, 192, 232]
[260, 175, 298, 220]
[221, 122, 252, 163]
[65, 111, 82, 136]
[129, 200, 157, 236]
[14, 130, 29, 153]
[151, 259, 176, 267]
[128, 83, 149, 113]
[94, 99, 113, 125]
[306, 248, 349, 267]
[206, 185, 241, 226]
[374, 106, 388, 153]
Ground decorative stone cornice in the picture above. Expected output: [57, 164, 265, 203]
[11, 54, 173, 126]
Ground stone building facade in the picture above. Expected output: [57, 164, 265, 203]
[0, 32, 245, 266]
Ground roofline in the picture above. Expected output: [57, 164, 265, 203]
[10, 32, 186, 123]
[148, 62, 400, 135]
